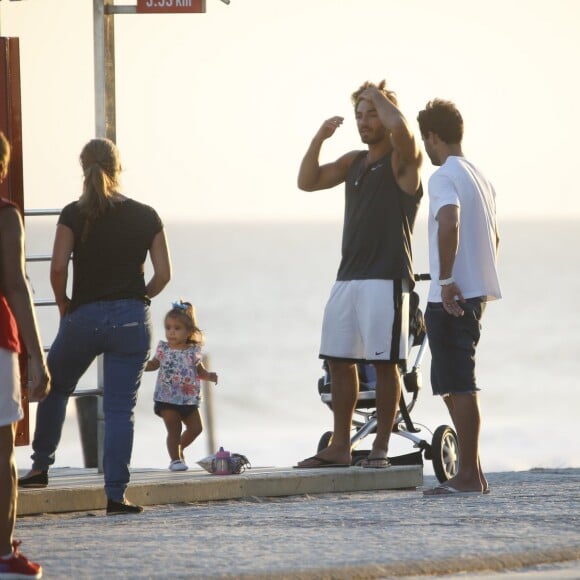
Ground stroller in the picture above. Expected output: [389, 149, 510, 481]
[316, 276, 459, 483]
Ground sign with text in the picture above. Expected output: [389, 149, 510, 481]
[136, 0, 205, 13]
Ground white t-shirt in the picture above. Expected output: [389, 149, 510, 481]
[427, 156, 502, 303]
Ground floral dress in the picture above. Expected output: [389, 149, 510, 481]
[153, 341, 203, 406]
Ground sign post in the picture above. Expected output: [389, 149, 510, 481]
[93, 0, 116, 141]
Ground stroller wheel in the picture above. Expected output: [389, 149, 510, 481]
[431, 425, 459, 483]
[317, 431, 333, 453]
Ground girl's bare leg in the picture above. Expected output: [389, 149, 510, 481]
[180, 408, 203, 458]
[160, 409, 183, 462]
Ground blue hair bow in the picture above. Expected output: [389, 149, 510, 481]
[172, 300, 188, 311]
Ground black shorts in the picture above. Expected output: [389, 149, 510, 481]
[154, 401, 198, 418]
[425, 298, 486, 396]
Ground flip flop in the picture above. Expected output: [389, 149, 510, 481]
[423, 484, 483, 497]
[361, 457, 391, 469]
[293, 455, 351, 469]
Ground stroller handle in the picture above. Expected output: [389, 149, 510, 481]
[414, 273, 431, 281]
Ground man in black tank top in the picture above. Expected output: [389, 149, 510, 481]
[296, 80, 423, 469]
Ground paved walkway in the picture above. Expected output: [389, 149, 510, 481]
[14, 467, 580, 579]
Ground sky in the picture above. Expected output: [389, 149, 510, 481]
[1, 0, 579, 222]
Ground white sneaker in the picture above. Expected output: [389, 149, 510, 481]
[169, 460, 188, 472]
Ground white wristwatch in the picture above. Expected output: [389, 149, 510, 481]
[438, 277, 455, 286]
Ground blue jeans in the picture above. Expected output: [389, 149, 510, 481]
[32, 299, 152, 501]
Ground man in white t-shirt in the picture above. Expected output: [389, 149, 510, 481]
[417, 100, 501, 496]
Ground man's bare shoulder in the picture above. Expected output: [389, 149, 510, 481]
[338, 149, 365, 169]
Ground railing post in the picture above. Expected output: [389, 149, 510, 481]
[74, 361, 104, 471]
[202, 354, 216, 455]
[75, 396, 99, 468]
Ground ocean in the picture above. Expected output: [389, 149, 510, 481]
[16, 219, 580, 476]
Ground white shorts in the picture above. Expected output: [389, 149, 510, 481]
[319, 279, 409, 363]
[0, 347, 23, 427]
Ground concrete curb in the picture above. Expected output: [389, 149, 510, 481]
[17, 464, 423, 515]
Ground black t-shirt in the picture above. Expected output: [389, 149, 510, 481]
[58, 198, 163, 309]
[336, 151, 422, 284]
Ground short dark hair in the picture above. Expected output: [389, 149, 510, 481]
[417, 99, 463, 144]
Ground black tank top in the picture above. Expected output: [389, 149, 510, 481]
[336, 151, 422, 283]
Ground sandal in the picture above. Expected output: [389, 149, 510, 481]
[361, 457, 391, 469]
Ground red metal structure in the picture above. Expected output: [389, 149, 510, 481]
[0, 36, 29, 446]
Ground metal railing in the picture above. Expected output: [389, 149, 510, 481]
[24, 207, 59, 311]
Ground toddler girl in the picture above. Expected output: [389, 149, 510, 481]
[146, 301, 218, 471]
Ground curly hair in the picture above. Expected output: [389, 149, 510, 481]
[351, 80, 398, 109]
[417, 99, 463, 144]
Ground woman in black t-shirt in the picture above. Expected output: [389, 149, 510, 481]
[19, 138, 172, 514]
